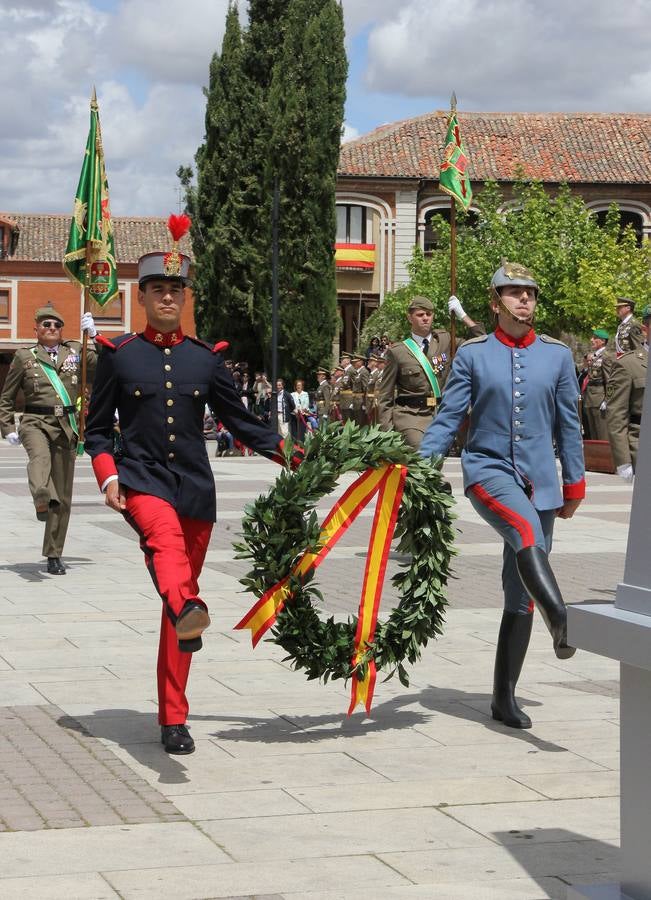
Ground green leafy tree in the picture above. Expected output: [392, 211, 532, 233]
[361, 181, 651, 348]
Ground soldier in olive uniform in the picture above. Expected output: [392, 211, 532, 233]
[615, 297, 645, 356]
[338, 355, 354, 423]
[365, 355, 380, 425]
[329, 364, 345, 422]
[606, 304, 650, 482]
[0, 305, 98, 574]
[583, 328, 614, 441]
[350, 354, 370, 426]
[377, 295, 483, 449]
[314, 366, 332, 426]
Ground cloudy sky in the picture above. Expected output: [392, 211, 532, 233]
[2, 0, 650, 217]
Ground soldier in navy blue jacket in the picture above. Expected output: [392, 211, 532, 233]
[85, 216, 297, 755]
[420, 261, 585, 730]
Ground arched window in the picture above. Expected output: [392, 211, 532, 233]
[592, 208, 644, 247]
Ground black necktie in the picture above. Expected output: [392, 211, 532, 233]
[421, 338, 429, 356]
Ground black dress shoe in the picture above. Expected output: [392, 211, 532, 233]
[36, 506, 49, 522]
[47, 557, 66, 575]
[161, 724, 195, 754]
[176, 601, 211, 653]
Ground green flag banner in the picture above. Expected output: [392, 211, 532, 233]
[439, 107, 472, 210]
[63, 91, 118, 307]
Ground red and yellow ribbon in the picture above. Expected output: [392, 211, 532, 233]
[235, 463, 407, 714]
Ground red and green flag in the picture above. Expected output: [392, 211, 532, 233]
[63, 89, 118, 306]
[439, 103, 472, 210]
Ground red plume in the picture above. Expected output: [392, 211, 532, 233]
[213, 340, 230, 353]
[167, 214, 191, 242]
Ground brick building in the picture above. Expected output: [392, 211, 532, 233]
[335, 110, 651, 350]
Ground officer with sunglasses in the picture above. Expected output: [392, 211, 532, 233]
[0, 304, 98, 574]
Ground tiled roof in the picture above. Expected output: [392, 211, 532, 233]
[338, 111, 651, 183]
[1, 214, 193, 264]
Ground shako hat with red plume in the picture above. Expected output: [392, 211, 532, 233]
[138, 214, 192, 286]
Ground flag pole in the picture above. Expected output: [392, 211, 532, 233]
[449, 92, 458, 359]
[77, 87, 96, 453]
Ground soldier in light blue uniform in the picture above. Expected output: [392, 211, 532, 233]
[420, 261, 585, 729]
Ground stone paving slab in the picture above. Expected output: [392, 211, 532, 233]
[0, 446, 630, 897]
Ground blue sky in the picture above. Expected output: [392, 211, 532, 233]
[2, 0, 650, 216]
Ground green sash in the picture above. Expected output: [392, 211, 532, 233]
[31, 349, 79, 438]
[403, 338, 441, 399]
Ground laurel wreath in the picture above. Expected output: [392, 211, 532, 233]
[234, 423, 457, 687]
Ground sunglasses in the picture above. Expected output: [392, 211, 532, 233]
[39, 320, 63, 329]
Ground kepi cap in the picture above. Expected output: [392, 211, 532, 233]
[592, 328, 609, 340]
[138, 214, 192, 287]
[642, 304, 651, 321]
[615, 296, 635, 310]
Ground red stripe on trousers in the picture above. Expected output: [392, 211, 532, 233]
[469, 483, 536, 549]
[124, 492, 213, 725]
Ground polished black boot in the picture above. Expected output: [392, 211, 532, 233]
[516, 545, 575, 659]
[175, 601, 211, 653]
[161, 724, 195, 754]
[47, 557, 66, 575]
[491, 611, 533, 729]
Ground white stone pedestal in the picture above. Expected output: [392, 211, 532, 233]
[567, 356, 651, 900]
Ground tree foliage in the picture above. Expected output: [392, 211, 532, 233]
[181, 0, 346, 379]
[361, 180, 651, 348]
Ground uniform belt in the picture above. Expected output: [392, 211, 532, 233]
[24, 404, 76, 416]
[630, 414, 642, 425]
[352, 392, 365, 397]
[395, 394, 431, 408]
[340, 390, 353, 396]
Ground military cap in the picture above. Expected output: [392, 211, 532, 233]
[34, 305, 65, 325]
[315, 365, 330, 374]
[138, 214, 192, 287]
[616, 297, 635, 310]
[351, 353, 367, 362]
[331, 364, 344, 375]
[642, 304, 651, 321]
[592, 328, 609, 340]
[407, 295, 434, 312]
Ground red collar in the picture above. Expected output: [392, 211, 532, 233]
[142, 324, 184, 347]
[494, 326, 536, 349]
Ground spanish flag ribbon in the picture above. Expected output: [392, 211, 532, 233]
[235, 463, 407, 714]
[348, 463, 407, 715]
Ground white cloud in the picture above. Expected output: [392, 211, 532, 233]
[342, 122, 360, 143]
[362, 0, 651, 111]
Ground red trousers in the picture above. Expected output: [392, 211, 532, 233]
[124, 492, 213, 725]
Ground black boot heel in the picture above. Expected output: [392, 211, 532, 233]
[178, 636, 202, 653]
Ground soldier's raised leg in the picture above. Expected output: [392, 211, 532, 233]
[19, 421, 53, 517]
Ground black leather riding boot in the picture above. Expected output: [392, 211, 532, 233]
[516, 545, 576, 659]
[491, 611, 533, 729]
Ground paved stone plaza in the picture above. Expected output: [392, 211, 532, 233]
[0, 443, 627, 899]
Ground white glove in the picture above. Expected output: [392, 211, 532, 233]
[448, 295, 466, 319]
[6, 432, 20, 446]
[616, 463, 634, 483]
[599, 400, 607, 413]
[81, 312, 97, 338]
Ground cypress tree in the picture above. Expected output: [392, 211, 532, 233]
[186, 0, 346, 377]
[267, 0, 347, 377]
